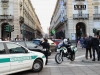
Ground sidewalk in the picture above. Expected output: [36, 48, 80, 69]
[82, 59, 100, 63]
[72, 42, 84, 49]
[73, 43, 100, 63]
[42, 52, 100, 75]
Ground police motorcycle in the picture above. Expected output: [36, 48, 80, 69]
[55, 39, 78, 64]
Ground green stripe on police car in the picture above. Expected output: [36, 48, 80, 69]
[0, 58, 10, 63]
[0, 55, 38, 63]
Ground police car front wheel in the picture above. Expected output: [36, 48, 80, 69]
[32, 59, 43, 72]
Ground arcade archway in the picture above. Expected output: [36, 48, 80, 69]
[76, 22, 86, 38]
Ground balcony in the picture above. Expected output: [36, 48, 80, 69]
[63, 2, 66, 6]
[73, 14, 89, 19]
[75, 0, 85, 1]
[93, 14, 100, 20]
[63, 15, 67, 22]
[0, 15, 14, 21]
[19, 16, 24, 23]
[1, 0, 9, 3]
[55, 15, 67, 30]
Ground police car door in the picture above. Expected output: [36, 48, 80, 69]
[0, 43, 10, 74]
[5, 42, 32, 71]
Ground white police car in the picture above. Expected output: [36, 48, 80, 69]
[0, 41, 46, 74]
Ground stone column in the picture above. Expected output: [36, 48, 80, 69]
[13, 0, 20, 39]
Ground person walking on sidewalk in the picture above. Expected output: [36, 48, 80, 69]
[91, 35, 99, 61]
[84, 36, 92, 59]
[80, 37, 84, 49]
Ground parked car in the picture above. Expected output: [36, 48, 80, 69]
[14, 41, 51, 56]
[33, 39, 56, 52]
[14, 41, 43, 52]
[32, 39, 42, 45]
[0, 41, 46, 75]
[52, 39, 63, 46]
[51, 39, 63, 52]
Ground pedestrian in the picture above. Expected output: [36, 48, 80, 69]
[7, 37, 11, 41]
[77, 37, 80, 43]
[40, 38, 50, 65]
[91, 35, 99, 61]
[76, 36, 80, 47]
[15, 35, 21, 41]
[80, 37, 84, 49]
[84, 36, 92, 59]
[98, 35, 100, 61]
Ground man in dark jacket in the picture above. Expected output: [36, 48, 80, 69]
[84, 36, 92, 59]
[91, 35, 99, 61]
[98, 35, 100, 61]
[40, 38, 50, 65]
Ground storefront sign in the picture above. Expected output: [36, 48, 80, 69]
[74, 5, 86, 10]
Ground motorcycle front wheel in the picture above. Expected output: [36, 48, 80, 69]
[55, 53, 63, 64]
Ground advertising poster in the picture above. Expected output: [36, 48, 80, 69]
[71, 33, 76, 40]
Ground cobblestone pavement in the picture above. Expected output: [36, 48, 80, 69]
[11, 44, 100, 75]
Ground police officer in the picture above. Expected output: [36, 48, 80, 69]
[58, 38, 72, 58]
[40, 38, 50, 65]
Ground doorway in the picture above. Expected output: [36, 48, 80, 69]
[76, 22, 86, 38]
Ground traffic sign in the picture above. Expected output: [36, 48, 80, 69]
[52, 30, 56, 34]
[4, 25, 11, 32]
[93, 28, 97, 33]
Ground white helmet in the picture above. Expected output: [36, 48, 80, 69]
[63, 39, 68, 45]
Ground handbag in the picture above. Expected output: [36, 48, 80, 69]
[78, 40, 80, 44]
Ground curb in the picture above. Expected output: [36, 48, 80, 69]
[82, 60, 100, 63]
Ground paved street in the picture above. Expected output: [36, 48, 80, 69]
[10, 44, 100, 75]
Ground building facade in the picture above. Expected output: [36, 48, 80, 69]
[50, 0, 100, 40]
[34, 13, 43, 39]
[50, 0, 67, 39]
[0, 0, 43, 40]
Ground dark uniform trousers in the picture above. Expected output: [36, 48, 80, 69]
[43, 50, 48, 65]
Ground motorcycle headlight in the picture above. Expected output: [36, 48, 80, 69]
[57, 49, 60, 52]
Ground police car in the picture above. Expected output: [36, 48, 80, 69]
[0, 41, 46, 74]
